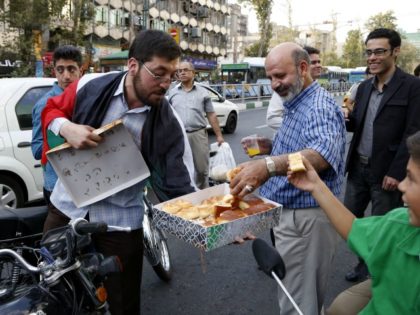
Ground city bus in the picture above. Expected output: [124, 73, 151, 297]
[220, 57, 266, 84]
[348, 67, 368, 83]
[318, 66, 349, 84]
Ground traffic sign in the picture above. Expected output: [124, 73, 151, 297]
[168, 27, 180, 44]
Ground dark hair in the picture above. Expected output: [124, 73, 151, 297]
[407, 131, 420, 163]
[53, 45, 82, 66]
[365, 28, 401, 50]
[303, 45, 320, 55]
[414, 64, 420, 77]
[365, 66, 371, 75]
[292, 47, 311, 68]
[129, 29, 181, 63]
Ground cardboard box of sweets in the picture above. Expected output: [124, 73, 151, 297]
[47, 120, 150, 208]
[153, 183, 282, 251]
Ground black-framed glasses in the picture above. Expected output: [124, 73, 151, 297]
[55, 65, 79, 74]
[140, 61, 173, 84]
[364, 48, 390, 57]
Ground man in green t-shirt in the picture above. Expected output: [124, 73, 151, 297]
[287, 131, 420, 314]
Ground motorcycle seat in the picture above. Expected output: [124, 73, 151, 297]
[0, 206, 48, 241]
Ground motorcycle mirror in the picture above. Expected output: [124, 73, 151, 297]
[252, 238, 286, 280]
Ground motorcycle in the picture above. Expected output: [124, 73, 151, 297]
[0, 212, 119, 314]
[0, 192, 172, 313]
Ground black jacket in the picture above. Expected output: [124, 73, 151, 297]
[346, 67, 420, 182]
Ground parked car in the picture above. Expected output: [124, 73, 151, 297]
[198, 84, 239, 134]
[0, 77, 56, 208]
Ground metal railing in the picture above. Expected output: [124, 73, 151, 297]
[208, 82, 353, 102]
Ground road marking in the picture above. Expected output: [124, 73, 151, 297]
[255, 124, 268, 129]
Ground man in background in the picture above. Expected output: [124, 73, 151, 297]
[31, 45, 82, 205]
[343, 28, 420, 282]
[266, 45, 322, 130]
[168, 61, 224, 189]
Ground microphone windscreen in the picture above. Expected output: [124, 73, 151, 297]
[252, 238, 286, 279]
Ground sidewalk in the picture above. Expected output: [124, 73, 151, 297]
[235, 91, 347, 111]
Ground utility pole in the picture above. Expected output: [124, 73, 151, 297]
[142, 0, 149, 30]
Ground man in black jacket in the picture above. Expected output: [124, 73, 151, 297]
[343, 28, 420, 282]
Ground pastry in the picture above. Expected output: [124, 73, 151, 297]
[288, 152, 307, 173]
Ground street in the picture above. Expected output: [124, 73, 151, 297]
[141, 101, 359, 314]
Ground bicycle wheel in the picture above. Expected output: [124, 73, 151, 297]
[150, 228, 172, 282]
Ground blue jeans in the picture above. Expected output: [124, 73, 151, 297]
[344, 160, 402, 218]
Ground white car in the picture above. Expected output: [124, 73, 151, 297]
[197, 83, 239, 134]
[0, 78, 239, 208]
[0, 77, 56, 208]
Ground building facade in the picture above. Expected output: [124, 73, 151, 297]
[1, 0, 231, 75]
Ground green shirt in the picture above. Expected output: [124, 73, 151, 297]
[348, 208, 420, 314]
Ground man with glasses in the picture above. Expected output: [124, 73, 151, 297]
[343, 28, 420, 283]
[40, 30, 196, 315]
[168, 61, 224, 189]
[266, 46, 323, 131]
[31, 45, 82, 206]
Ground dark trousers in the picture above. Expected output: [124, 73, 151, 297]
[344, 160, 403, 218]
[43, 206, 143, 315]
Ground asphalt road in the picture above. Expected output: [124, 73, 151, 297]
[141, 101, 360, 314]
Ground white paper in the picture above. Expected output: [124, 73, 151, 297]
[47, 121, 150, 207]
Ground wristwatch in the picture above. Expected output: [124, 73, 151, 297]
[265, 157, 276, 177]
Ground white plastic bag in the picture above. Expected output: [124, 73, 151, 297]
[209, 142, 236, 181]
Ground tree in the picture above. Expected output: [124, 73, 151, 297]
[364, 11, 398, 31]
[0, 0, 93, 76]
[270, 24, 299, 47]
[397, 41, 419, 73]
[239, 0, 273, 56]
[363, 11, 418, 73]
[244, 42, 261, 57]
[323, 51, 342, 67]
[341, 29, 365, 68]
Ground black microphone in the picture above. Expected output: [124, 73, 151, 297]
[252, 238, 285, 280]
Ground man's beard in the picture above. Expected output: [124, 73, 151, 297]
[277, 70, 304, 103]
[133, 71, 166, 107]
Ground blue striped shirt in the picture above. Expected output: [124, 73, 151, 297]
[260, 81, 346, 209]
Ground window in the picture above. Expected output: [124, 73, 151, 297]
[15, 86, 51, 130]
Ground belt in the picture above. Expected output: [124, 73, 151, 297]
[186, 127, 205, 133]
[357, 154, 370, 165]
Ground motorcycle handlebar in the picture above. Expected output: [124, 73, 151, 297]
[71, 218, 108, 236]
[0, 249, 40, 273]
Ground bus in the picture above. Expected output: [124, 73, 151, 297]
[348, 67, 368, 83]
[220, 57, 266, 84]
[319, 66, 349, 84]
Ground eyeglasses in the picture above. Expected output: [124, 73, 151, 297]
[140, 61, 173, 84]
[310, 60, 321, 65]
[55, 65, 79, 74]
[364, 48, 390, 57]
[177, 68, 193, 74]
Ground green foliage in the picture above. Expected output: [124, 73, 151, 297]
[245, 42, 262, 57]
[239, 0, 273, 56]
[271, 25, 299, 47]
[0, 0, 93, 77]
[364, 11, 398, 31]
[397, 40, 420, 72]
[322, 51, 342, 67]
[342, 29, 365, 68]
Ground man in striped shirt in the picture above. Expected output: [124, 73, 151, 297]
[230, 43, 346, 315]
